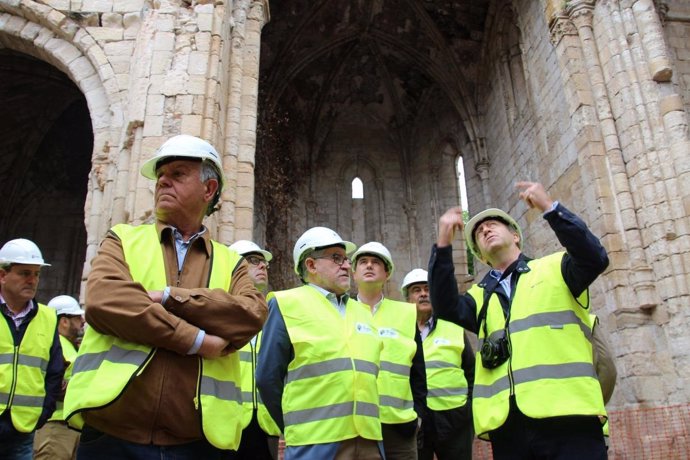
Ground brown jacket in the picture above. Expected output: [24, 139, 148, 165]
[83, 222, 267, 445]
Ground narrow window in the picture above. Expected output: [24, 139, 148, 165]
[456, 157, 468, 211]
[457, 156, 474, 274]
[352, 177, 364, 199]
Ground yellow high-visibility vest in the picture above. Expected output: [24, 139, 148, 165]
[423, 319, 469, 411]
[0, 303, 57, 432]
[48, 335, 78, 421]
[239, 331, 281, 436]
[468, 252, 606, 439]
[372, 298, 418, 424]
[64, 224, 244, 449]
[271, 286, 382, 446]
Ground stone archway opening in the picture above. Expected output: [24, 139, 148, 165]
[0, 49, 92, 302]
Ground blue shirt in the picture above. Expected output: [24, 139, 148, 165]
[161, 226, 207, 355]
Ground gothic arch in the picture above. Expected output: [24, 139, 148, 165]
[0, 2, 123, 294]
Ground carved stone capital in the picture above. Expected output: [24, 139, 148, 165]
[566, 0, 595, 27]
[549, 14, 578, 46]
[403, 202, 417, 218]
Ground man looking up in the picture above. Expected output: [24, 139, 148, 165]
[256, 227, 383, 459]
[428, 181, 609, 459]
[34, 295, 85, 460]
[0, 239, 63, 460]
[352, 242, 427, 460]
[64, 134, 267, 459]
[229, 240, 281, 460]
[401, 269, 474, 460]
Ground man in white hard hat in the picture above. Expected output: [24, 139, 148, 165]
[63, 134, 268, 459]
[256, 227, 384, 459]
[401, 269, 474, 460]
[351, 242, 427, 460]
[428, 181, 609, 459]
[34, 295, 85, 460]
[229, 240, 280, 460]
[0, 239, 63, 460]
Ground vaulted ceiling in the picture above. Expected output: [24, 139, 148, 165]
[260, 0, 491, 144]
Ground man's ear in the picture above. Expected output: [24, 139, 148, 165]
[203, 178, 220, 202]
[304, 257, 317, 275]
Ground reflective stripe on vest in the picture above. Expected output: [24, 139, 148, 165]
[423, 319, 469, 411]
[238, 332, 281, 436]
[468, 252, 606, 439]
[48, 335, 78, 421]
[64, 223, 244, 449]
[373, 298, 418, 424]
[0, 303, 57, 432]
[271, 286, 382, 446]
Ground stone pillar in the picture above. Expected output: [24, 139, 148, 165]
[219, 0, 269, 244]
[558, 0, 660, 317]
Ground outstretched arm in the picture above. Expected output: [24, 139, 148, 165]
[516, 181, 608, 296]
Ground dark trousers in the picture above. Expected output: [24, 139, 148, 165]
[236, 411, 277, 460]
[77, 425, 236, 460]
[490, 410, 607, 460]
[418, 405, 473, 460]
[0, 430, 34, 460]
[418, 425, 472, 460]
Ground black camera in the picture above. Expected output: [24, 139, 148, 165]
[480, 330, 510, 369]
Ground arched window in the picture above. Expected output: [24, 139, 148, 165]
[352, 177, 364, 199]
[456, 156, 468, 211]
[457, 155, 473, 274]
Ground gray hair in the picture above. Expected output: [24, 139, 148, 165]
[200, 160, 222, 216]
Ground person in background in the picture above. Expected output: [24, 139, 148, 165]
[401, 269, 474, 460]
[0, 238, 63, 460]
[229, 240, 281, 460]
[428, 181, 609, 459]
[34, 295, 85, 460]
[256, 227, 384, 459]
[352, 242, 427, 460]
[63, 134, 267, 459]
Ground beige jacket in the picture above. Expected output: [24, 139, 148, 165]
[83, 222, 267, 445]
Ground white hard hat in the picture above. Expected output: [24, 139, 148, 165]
[47, 295, 84, 316]
[229, 240, 273, 262]
[401, 268, 428, 298]
[351, 242, 394, 278]
[464, 208, 523, 261]
[0, 239, 50, 267]
[140, 134, 226, 191]
[293, 227, 356, 275]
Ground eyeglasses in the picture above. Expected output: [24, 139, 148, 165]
[311, 253, 351, 267]
[245, 255, 269, 269]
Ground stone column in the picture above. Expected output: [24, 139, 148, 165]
[559, 0, 660, 316]
[219, 0, 269, 243]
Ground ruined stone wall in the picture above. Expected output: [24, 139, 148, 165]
[464, 0, 690, 453]
[664, 1, 690, 119]
[0, 0, 267, 296]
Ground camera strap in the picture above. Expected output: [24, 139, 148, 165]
[477, 259, 520, 339]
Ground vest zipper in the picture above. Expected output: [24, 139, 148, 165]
[194, 356, 202, 410]
[251, 339, 258, 409]
[7, 346, 19, 407]
[507, 334, 515, 396]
